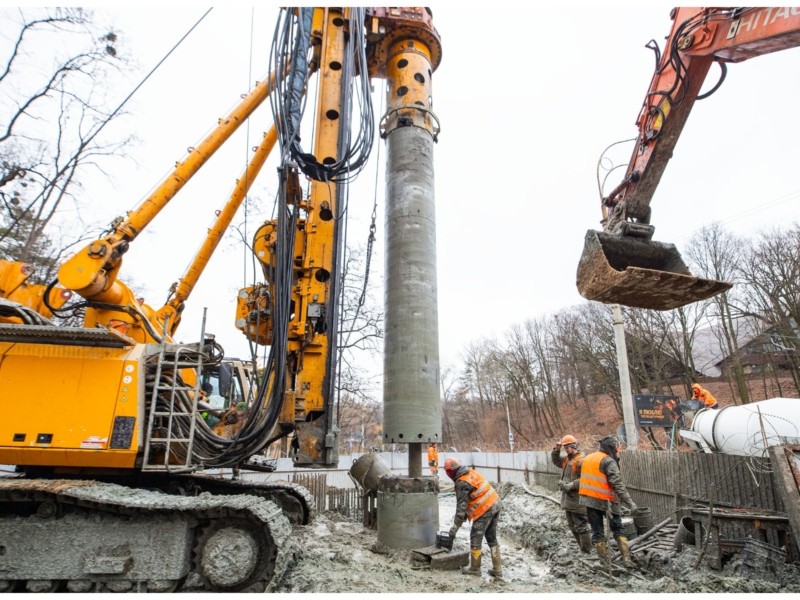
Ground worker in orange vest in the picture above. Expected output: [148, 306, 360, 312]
[427, 442, 439, 475]
[551, 434, 592, 553]
[578, 435, 637, 570]
[445, 457, 503, 578]
[691, 384, 719, 409]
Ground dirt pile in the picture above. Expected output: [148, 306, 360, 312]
[269, 482, 800, 593]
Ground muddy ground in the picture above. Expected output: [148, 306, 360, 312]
[269, 482, 800, 594]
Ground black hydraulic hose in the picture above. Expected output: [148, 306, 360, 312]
[696, 61, 727, 100]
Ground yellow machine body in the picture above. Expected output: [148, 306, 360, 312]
[0, 338, 144, 469]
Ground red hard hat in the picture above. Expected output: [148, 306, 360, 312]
[560, 435, 577, 446]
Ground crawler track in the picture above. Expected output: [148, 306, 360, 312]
[175, 473, 316, 525]
[0, 477, 292, 593]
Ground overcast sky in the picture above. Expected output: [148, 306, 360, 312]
[13, 4, 799, 379]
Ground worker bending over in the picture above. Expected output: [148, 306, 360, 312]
[551, 435, 592, 553]
[578, 435, 637, 570]
[445, 457, 503, 578]
[691, 384, 718, 409]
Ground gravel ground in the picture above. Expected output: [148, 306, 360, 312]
[269, 481, 800, 593]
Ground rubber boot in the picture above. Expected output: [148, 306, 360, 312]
[593, 540, 611, 570]
[571, 530, 582, 548]
[615, 534, 634, 569]
[462, 549, 482, 576]
[578, 532, 592, 554]
[488, 546, 502, 578]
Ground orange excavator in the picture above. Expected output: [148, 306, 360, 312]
[577, 7, 800, 310]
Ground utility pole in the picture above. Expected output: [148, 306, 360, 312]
[612, 304, 639, 450]
[504, 399, 514, 466]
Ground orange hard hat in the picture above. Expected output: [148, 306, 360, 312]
[560, 435, 578, 446]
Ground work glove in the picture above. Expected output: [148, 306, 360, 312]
[556, 481, 565, 490]
[449, 524, 459, 539]
[628, 502, 638, 513]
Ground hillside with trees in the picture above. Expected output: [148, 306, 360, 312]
[338, 223, 800, 453]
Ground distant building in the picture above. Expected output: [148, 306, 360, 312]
[691, 316, 797, 378]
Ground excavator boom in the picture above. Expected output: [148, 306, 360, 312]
[577, 7, 800, 310]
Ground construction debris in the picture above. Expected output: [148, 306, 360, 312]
[270, 482, 800, 593]
[411, 546, 469, 570]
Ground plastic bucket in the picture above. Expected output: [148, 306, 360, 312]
[673, 516, 696, 551]
[349, 451, 391, 493]
[632, 506, 654, 535]
[741, 537, 785, 575]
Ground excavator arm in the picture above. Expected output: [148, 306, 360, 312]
[577, 7, 800, 310]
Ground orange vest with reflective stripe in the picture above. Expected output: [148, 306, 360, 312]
[578, 451, 614, 502]
[457, 469, 499, 521]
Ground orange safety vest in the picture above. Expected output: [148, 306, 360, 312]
[457, 469, 499, 521]
[561, 452, 583, 478]
[578, 451, 614, 502]
[427, 445, 438, 466]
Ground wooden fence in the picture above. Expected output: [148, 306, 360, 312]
[291, 471, 366, 522]
[523, 449, 796, 561]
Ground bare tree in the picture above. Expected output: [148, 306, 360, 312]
[334, 245, 384, 434]
[0, 8, 131, 280]
[560, 303, 622, 414]
[685, 223, 750, 403]
[735, 224, 800, 391]
[655, 302, 709, 396]
[336, 391, 381, 452]
[623, 306, 693, 395]
[550, 308, 598, 410]
[445, 340, 506, 449]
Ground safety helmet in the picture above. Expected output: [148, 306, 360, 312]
[444, 457, 461, 480]
[560, 435, 578, 447]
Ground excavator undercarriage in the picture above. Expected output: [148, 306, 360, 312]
[0, 476, 300, 593]
[0, 323, 315, 593]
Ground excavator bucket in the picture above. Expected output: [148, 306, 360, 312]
[576, 230, 732, 311]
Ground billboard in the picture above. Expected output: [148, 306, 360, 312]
[634, 394, 683, 428]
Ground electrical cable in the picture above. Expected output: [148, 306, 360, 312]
[46, 8, 215, 196]
[268, 7, 375, 183]
[0, 297, 53, 325]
